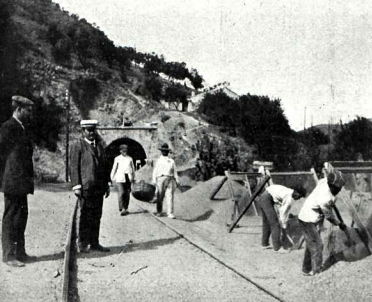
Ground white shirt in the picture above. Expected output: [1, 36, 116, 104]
[298, 178, 339, 225]
[152, 155, 179, 183]
[12, 115, 25, 130]
[110, 155, 135, 183]
[84, 138, 95, 146]
[266, 185, 294, 228]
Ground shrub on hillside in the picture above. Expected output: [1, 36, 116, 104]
[69, 76, 101, 119]
[31, 95, 64, 152]
[51, 38, 72, 64]
[194, 132, 255, 181]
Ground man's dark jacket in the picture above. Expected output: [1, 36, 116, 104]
[69, 138, 110, 194]
[0, 117, 34, 196]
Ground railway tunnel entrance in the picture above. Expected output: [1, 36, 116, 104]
[105, 137, 147, 171]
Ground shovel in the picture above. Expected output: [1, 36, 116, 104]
[282, 228, 295, 246]
[295, 235, 305, 250]
[333, 205, 356, 252]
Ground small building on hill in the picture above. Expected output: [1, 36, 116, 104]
[160, 81, 239, 112]
[187, 82, 239, 112]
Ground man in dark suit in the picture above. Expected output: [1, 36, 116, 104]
[70, 120, 111, 253]
[0, 95, 35, 267]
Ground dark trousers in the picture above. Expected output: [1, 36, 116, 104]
[76, 190, 104, 247]
[2, 194, 28, 262]
[299, 219, 323, 274]
[117, 175, 131, 211]
[257, 191, 281, 251]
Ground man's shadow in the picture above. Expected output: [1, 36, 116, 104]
[31, 251, 65, 262]
[77, 235, 182, 259]
[27, 235, 182, 263]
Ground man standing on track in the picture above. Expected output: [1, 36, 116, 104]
[70, 120, 111, 253]
[152, 143, 180, 219]
[110, 144, 136, 216]
[0, 96, 35, 267]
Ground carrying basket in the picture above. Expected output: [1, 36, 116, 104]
[132, 180, 156, 202]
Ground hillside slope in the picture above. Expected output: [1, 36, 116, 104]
[0, 0, 255, 182]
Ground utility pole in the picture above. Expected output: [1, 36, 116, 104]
[304, 106, 307, 130]
[327, 119, 331, 161]
[65, 89, 70, 182]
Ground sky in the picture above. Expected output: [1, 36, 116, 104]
[53, 0, 372, 130]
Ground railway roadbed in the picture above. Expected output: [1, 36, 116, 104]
[1, 186, 372, 302]
[0, 189, 76, 302]
[75, 199, 278, 302]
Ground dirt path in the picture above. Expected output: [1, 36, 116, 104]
[1, 183, 372, 302]
[76, 194, 278, 302]
[0, 189, 76, 302]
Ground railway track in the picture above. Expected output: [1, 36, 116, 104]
[61, 200, 78, 302]
[61, 200, 284, 302]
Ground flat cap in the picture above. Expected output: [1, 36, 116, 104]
[12, 95, 34, 107]
[80, 119, 98, 128]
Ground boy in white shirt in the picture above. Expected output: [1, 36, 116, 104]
[258, 184, 307, 252]
[152, 143, 180, 218]
[110, 144, 135, 216]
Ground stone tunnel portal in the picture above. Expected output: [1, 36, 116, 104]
[105, 137, 147, 172]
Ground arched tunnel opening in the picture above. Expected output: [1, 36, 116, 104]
[105, 138, 147, 173]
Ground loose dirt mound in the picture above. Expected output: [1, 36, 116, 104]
[134, 164, 198, 190]
[173, 176, 257, 225]
[135, 171, 372, 267]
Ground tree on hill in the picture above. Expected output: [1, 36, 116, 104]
[198, 92, 299, 170]
[0, 0, 29, 123]
[189, 68, 204, 90]
[163, 83, 189, 110]
[144, 75, 163, 102]
[69, 77, 101, 119]
[197, 92, 239, 130]
[31, 95, 64, 152]
[144, 53, 164, 74]
[331, 117, 372, 161]
[294, 127, 329, 171]
[238, 94, 294, 169]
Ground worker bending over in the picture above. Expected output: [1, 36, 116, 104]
[258, 184, 307, 252]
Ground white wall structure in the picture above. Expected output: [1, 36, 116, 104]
[188, 82, 239, 112]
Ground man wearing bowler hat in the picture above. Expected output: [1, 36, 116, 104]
[110, 144, 135, 216]
[152, 143, 180, 219]
[70, 120, 111, 253]
[0, 95, 35, 267]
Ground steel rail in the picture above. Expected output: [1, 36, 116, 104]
[61, 199, 78, 302]
[135, 201, 285, 302]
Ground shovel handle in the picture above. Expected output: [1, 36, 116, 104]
[282, 229, 294, 246]
[333, 205, 355, 249]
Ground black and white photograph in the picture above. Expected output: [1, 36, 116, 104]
[1, 0, 372, 301]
